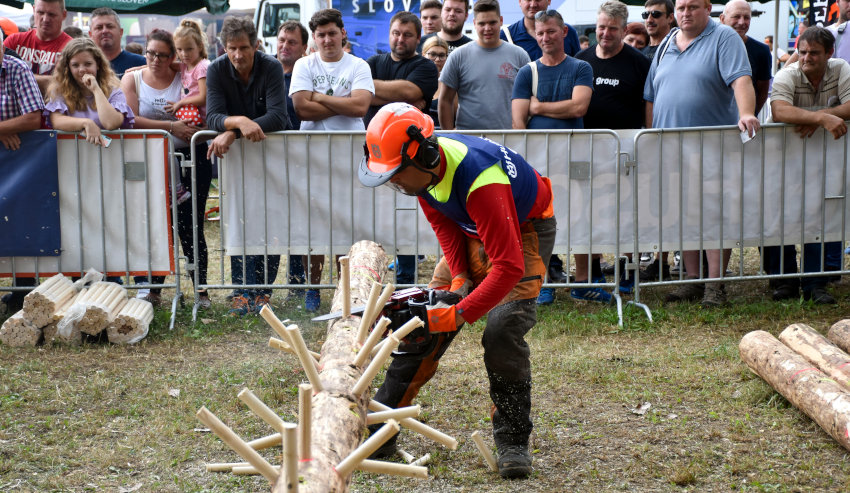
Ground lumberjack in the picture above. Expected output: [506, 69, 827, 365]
[357, 102, 557, 479]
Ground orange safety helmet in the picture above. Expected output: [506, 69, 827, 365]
[358, 102, 439, 187]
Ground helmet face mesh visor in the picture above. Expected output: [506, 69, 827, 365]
[358, 143, 410, 187]
[358, 103, 435, 187]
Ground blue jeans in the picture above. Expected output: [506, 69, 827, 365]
[395, 255, 416, 284]
[231, 255, 280, 296]
[825, 241, 842, 271]
[762, 244, 799, 288]
[289, 255, 305, 284]
[800, 242, 841, 292]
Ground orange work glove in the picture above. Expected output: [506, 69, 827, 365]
[423, 289, 464, 333]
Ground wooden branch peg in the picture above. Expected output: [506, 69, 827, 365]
[372, 283, 395, 319]
[285, 325, 323, 392]
[368, 400, 458, 450]
[282, 423, 299, 492]
[195, 406, 279, 483]
[237, 388, 286, 432]
[339, 256, 351, 319]
[354, 317, 391, 368]
[261, 305, 295, 344]
[365, 405, 421, 425]
[390, 316, 424, 342]
[298, 383, 312, 461]
[352, 334, 400, 396]
[471, 431, 498, 472]
[356, 281, 383, 344]
[356, 459, 428, 479]
[335, 420, 401, 477]
[205, 462, 248, 472]
[248, 432, 282, 451]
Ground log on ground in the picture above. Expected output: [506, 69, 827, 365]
[828, 319, 850, 354]
[272, 240, 388, 493]
[740, 330, 850, 451]
[779, 323, 850, 389]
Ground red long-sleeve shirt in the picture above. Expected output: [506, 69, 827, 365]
[419, 176, 550, 323]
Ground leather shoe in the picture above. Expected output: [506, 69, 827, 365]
[772, 283, 799, 301]
[803, 287, 836, 305]
[547, 265, 568, 284]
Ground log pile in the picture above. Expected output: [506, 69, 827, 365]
[197, 240, 458, 492]
[107, 298, 155, 344]
[740, 319, 850, 452]
[1, 275, 153, 347]
[70, 281, 128, 336]
[0, 312, 41, 347]
[22, 274, 76, 327]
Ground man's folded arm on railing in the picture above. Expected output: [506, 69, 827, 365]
[205, 46, 290, 159]
[0, 111, 40, 151]
[770, 56, 850, 139]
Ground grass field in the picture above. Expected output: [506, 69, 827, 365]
[2, 270, 850, 492]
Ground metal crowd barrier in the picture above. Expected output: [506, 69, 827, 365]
[629, 123, 849, 309]
[0, 130, 184, 329]
[185, 125, 848, 326]
[188, 128, 645, 324]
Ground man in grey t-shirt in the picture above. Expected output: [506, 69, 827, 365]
[438, 0, 530, 130]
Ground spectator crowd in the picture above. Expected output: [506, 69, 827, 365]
[2, 0, 848, 316]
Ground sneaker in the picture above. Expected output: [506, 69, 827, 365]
[496, 444, 532, 479]
[229, 294, 253, 316]
[701, 283, 727, 307]
[536, 288, 555, 305]
[772, 283, 799, 301]
[640, 252, 653, 264]
[305, 289, 321, 313]
[570, 278, 612, 304]
[803, 287, 836, 305]
[665, 282, 704, 303]
[252, 294, 271, 313]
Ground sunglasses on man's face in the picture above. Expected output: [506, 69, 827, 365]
[641, 10, 665, 19]
[534, 9, 561, 21]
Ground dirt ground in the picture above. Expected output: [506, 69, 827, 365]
[2, 281, 850, 492]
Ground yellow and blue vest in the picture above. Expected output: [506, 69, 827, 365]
[421, 134, 541, 237]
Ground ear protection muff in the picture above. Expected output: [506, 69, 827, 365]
[403, 124, 441, 170]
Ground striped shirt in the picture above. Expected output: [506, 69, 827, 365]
[0, 55, 44, 121]
[770, 58, 850, 110]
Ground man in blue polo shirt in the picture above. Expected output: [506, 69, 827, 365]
[500, 0, 581, 57]
[89, 8, 145, 78]
[644, 0, 759, 307]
